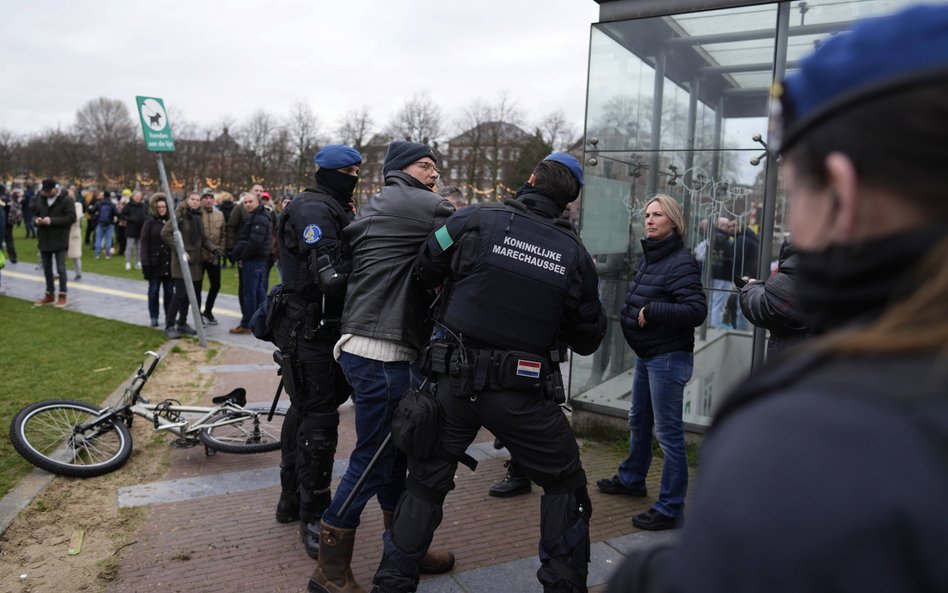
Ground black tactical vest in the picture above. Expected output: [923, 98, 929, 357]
[279, 190, 350, 294]
[439, 205, 580, 355]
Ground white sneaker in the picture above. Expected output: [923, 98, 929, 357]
[125, 262, 131, 271]
[135, 262, 142, 269]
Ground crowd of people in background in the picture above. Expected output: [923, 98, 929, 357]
[0, 179, 295, 335]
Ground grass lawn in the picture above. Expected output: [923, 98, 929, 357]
[0, 297, 166, 497]
[10, 219, 278, 295]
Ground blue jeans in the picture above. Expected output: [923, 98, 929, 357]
[710, 278, 732, 329]
[239, 260, 267, 327]
[322, 352, 413, 529]
[618, 351, 693, 518]
[147, 276, 173, 323]
[94, 224, 114, 257]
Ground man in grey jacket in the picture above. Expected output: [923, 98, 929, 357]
[307, 141, 455, 593]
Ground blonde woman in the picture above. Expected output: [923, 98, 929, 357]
[598, 194, 707, 531]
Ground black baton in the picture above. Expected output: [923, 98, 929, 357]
[267, 378, 284, 422]
[338, 432, 392, 521]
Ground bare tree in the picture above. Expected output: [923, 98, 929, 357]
[74, 97, 136, 186]
[452, 98, 490, 196]
[0, 129, 21, 178]
[386, 93, 443, 144]
[288, 101, 322, 188]
[337, 106, 374, 153]
[538, 110, 578, 152]
[238, 109, 279, 186]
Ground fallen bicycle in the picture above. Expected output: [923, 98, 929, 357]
[9, 351, 286, 477]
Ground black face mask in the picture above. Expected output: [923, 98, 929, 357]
[795, 227, 945, 334]
[316, 168, 359, 202]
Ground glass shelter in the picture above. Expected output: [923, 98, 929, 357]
[569, 0, 930, 431]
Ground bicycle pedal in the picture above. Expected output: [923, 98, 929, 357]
[170, 438, 200, 449]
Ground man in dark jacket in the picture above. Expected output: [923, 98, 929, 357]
[230, 192, 272, 334]
[708, 217, 733, 328]
[308, 141, 455, 593]
[739, 236, 807, 358]
[368, 153, 606, 593]
[120, 190, 149, 271]
[0, 184, 18, 264]
[269, 145, 361, 558]
[34, 179, 77, 307]
[731, 221, 760, 330]
[91, 191, 118, 259]
[22, 184, 36, 239]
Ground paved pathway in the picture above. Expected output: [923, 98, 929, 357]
[0, 264, 680, 593]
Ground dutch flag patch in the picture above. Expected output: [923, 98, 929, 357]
[515, 359, 542, 379]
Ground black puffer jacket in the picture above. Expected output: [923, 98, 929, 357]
[120, 199, 149, 239]
[341, 171, 455, 352]
[232, 205, 272, 262]
[139, 195, 171, 279]
[739, 239, 807, 357]
[620, 232, 707, 358]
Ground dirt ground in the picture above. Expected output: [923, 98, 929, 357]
[0, 342, 215, 593]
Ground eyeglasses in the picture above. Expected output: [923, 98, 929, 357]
[412, 161, 440, 174]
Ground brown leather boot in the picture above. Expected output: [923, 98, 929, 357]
[382, 510, 455, 575]
[34, 292, 55, 306]
[54, 293, 68, 308]
[307, 520, 364, 593]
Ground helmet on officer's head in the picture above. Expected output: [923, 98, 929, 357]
[531, 152, 584, 208]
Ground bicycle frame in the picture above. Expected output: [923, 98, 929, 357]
[76, 351, 266, 443]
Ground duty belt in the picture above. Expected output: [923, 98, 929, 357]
[424, 340, 549, 394]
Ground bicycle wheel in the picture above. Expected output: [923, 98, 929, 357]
[9, 400, 134, 477]
[199, 403, 286, 454]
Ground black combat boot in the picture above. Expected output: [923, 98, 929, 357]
[276, 490, 300, 523]
[301, 518, 320, 559]
[489, 459, 532, 498]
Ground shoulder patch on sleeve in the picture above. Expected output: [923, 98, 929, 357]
[435, 225, 454, 251]
[303, 224, 322, 244]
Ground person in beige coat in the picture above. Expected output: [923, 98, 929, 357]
[67, 188, 84, 280]
[199, 189, 225, 325]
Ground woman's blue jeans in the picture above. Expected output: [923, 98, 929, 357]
[147, 276, 172, 323]
[618, 350, 693, 518]
[321, 352, 415, 529]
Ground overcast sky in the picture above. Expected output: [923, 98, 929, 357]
[1, 0, 600, 141]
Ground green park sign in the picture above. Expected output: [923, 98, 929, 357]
[135, 96, 175, 152]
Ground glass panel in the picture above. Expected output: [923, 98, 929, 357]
[572, 148, 764, 425]
[587, 4, 778, 154]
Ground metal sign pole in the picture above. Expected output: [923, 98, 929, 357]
[155, 154, 207, 348]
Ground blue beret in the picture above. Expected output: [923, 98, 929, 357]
[314, 144, 362, 170]
[383, 141, 437, 175]
[543, 152, 584, 188]
[776, 4, 948, 152]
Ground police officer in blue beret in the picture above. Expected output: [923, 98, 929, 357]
[370, 153, 607, 593]
[270, 144, 362, 558]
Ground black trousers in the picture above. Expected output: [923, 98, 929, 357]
[199, 261, 221, 315]
[273, 320, 352, 521]
[373, 377, 590, 593]
[3, 225, 16, 262]
[168, 278, 201, 328]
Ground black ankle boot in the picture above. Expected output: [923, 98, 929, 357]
[275, 491, 299, 523]
[489, 459, 532, 498]
[301, 519, 320, 559]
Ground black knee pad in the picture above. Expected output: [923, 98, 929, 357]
[537, 488, 591, 593]
[299, 411, 339, 457]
